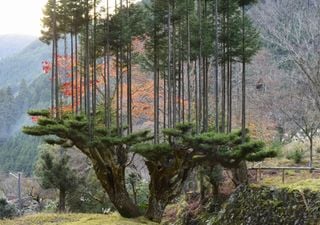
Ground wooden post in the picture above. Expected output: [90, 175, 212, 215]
[258, 164, 261, 181]
[282, 169, 285, 184]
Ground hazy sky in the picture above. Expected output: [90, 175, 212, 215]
[0, 0, 47, 36]
[0, 0, 138, 37]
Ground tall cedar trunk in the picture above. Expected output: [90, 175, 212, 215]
[198, 0, 202, 132]
[93, 162, 141, 218]
[195, 60, 199, 132]
[127, 0, 133, 134]
[53, 0, 59, 119]
[80, 42, 84, 113]
[51, 40, 55, 114]
[177, 27, 181, 124]
[85, 0, 92, 142]
[214, 0, 219, 132]
[58, 188, 66, 213]
[92, 0, 97, 121]
[116, 50, 120, 134]
[202, 1, 208, 132]
[103, 1, 108, 127]
[168, 1, 172, 128]
[309, 136, 313, 168]
[187, 0, 191, 122]
[71, 32, 74, 114]
[153, 5, 159, 143]
[221, 60, 226, 132]
[226, 0, 230, 133]
[228, 63, 232, 132]
[75, 33, 78, 114]
[235, 3, 248, 185]
[119, 0, 123, 134]
[172, 0, 177, 128]
[107, 0, 111, 129]
[104, 48, 108, 127]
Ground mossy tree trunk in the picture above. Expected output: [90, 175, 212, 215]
[144, 159, 191, 222]
[92, 160, 141, 218]
[83, 143, 142, 218]
[231, 161, 248, 186]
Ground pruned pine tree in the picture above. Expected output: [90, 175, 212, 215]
[131, 123, 276, 222]
[27, 0, 264, 221]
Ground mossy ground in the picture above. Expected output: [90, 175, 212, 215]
[0, 213, 158, 225]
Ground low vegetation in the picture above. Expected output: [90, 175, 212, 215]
[0, 213, 157, 225]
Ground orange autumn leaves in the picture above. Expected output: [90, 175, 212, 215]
[37, 53, 171, 124]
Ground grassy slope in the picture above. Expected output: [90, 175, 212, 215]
[0, 213, 158, 225]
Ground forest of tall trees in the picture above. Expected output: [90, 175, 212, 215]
[22, 0, 277, 222]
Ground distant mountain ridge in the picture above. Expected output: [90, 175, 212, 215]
[0, 39, 52, 89]
[0, 34, 36, 59]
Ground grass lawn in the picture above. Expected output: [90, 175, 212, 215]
[0, 213, 158, 225]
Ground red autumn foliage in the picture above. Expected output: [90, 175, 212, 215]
[31, 116, 39, 123]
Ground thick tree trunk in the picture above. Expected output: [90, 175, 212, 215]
[144, 160, 190, 222]
[145, 195, 166, 223]
[93, 163, 141, 218]
[231, 161, 248, 186]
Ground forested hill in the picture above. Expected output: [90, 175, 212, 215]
[0, 36, 52, 175]
[0, 39, 51, 88]
[0, 75, 50, 175]
[0, 34, 35, 60]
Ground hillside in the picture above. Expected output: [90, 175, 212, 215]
[0, 35, 35, 60]
[0, 75, 50, 175]
[0, 39, 51, 88]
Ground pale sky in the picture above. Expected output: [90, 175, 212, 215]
[0, 0, 139, 37]
[0, 0, 47, 36]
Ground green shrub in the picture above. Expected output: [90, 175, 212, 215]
[0, 198, 17, 219]
[287, 149, 304, 164]
[126, 172, 149, 213]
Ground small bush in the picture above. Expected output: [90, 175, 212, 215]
[287, 149, 304, 164]
[0, 198, 18, 219]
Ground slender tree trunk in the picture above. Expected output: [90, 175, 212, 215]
[195, 60, 199, 133]
[187, 0, 191, 123]
[75, 33, 79, 114]
[234, 4, 248, 185]
[172, 0, 177, 128]
[58, 188, 66, 213]
[309, 136, 313, 168]
[214, 0, 219, 132]
[53, 0, 59, 119]
[153, 6, 159, 143]
[51, 40, 55, 115]
[126, 0, 133, 134]
[120, 0, 124, 134]
[71, 32, 74, 114]
[198, 0, 202, 132]
[168, 1, 172, 128]
[92, 0, 97, 121]
[221, 59, 226, 133]
[107, 0, 111, 129]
